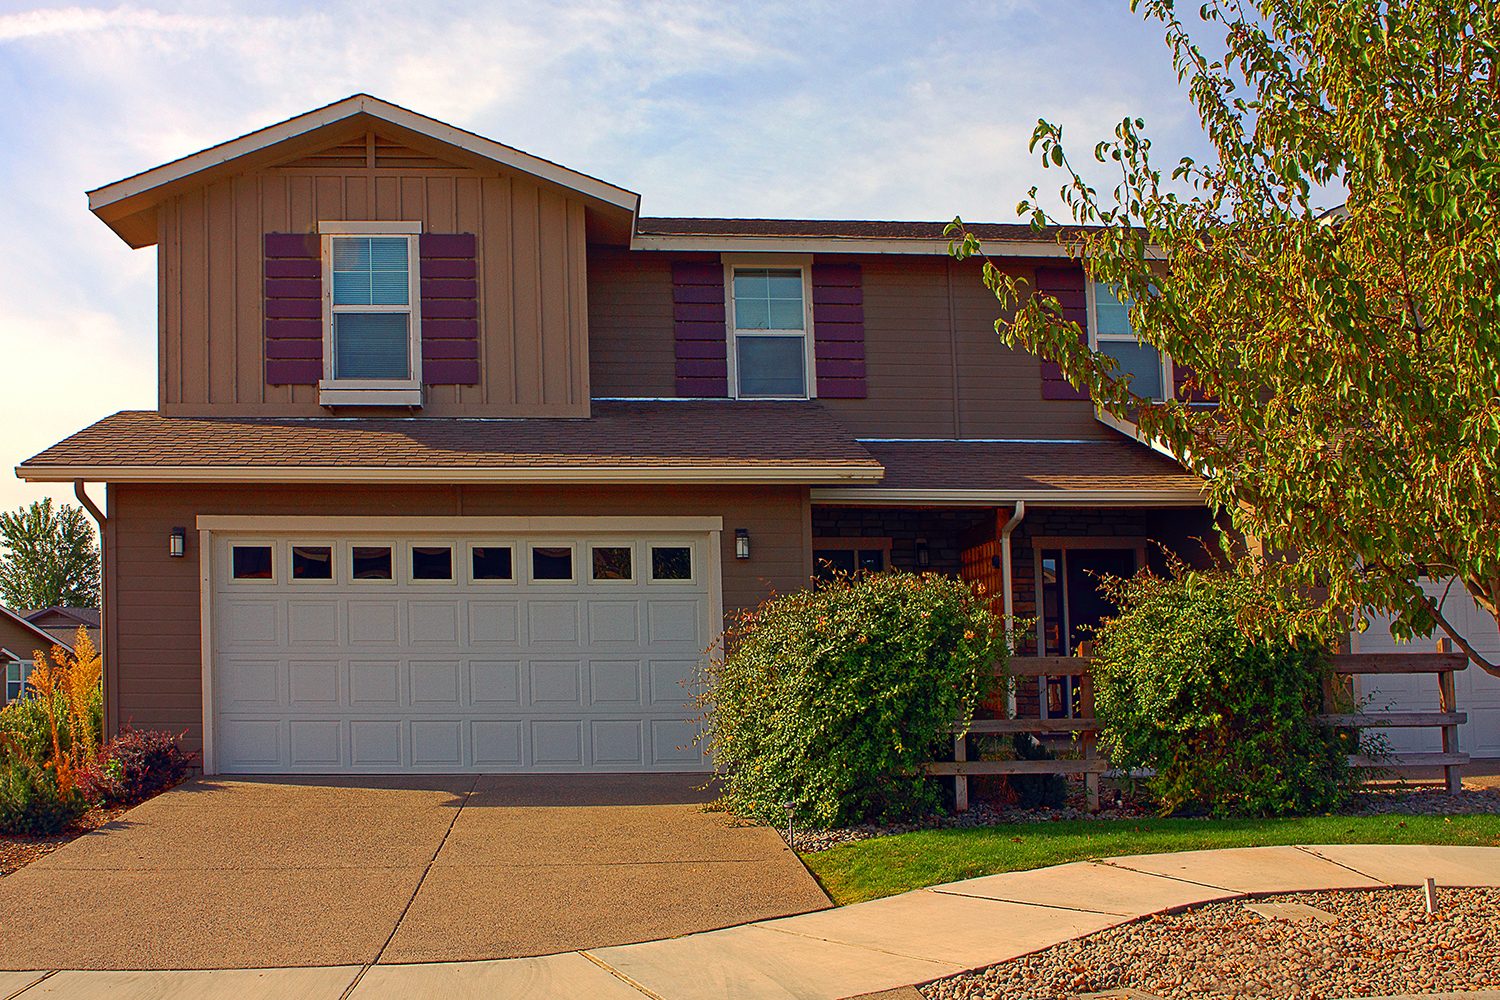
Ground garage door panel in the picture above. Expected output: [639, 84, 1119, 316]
[593, 720, 644, 764]
[472, 720, 523, 765]
[591, 660, 641, 704]
[289, 719, 342, 766]
[468, 602, 519, 643]
[350, 659, 402, 706]
[348, 602, 400, 643]
[213, 531, 714, 774]
[530, 660, 581, 705]
[532, 720, 584, 765]
[411, 659, 461, 706]
[469, 659, 521, 704]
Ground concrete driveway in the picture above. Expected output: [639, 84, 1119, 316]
[0, 774, 830, 970]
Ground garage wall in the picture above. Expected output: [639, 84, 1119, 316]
[107, 481, 812, 753]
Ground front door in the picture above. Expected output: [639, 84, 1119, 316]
[1038, 547, 1136, 717]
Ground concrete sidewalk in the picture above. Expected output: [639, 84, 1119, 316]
[3, 843, 1495, 1000]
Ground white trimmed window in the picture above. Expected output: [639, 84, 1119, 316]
[1086, 279, 1171, 402]
[726, 256, 814, 399]
[319, 221, 422, 406]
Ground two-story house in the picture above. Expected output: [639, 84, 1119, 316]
[18, 95, 1213, 775]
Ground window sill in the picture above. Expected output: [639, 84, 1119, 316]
[318, 387, 424, 407]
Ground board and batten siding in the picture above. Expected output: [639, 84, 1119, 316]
[157, 166, 590, 417]
[104, 482, 811, 752]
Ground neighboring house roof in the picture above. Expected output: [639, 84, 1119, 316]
[15, 402, 885, 485]
[87, 94, 641, 249]
[0, 606, 72, 656]
[631, 217, 1090, 257]
[24, 607, 101, 629]
[810, 439, 1207, 505]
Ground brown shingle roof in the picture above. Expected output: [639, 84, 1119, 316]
[635, 217, 1090, 243]
[854, 439, 1205, 494]
[17, 402, 883, 483]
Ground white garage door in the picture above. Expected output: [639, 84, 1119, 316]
[207, 527, 717, 773]
[1357, 580, 1500, 758]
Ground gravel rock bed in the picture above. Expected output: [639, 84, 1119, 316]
[920, 886, 1500, 1000]
[789, 784, 1500, 853]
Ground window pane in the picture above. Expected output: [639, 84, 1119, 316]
[412, 546, 452, 580]
[592, 546, 633, 581]
[533, 547, 573, 580]
[334, 313, 409, 379]
[734, 268, 803, 331]
[6, 662, 17, 684]
[352, 546, 392, 580]
[332, 236, 408, 306]
[292, 546, 333, 580]
[858, 549, 885, 572]
[1093, 282, 1134, 338]
[472, 546, 513, 580]
[737, 335, 805, 397]
[232, 546, 273, 580]
[651, 546, 692, 581]
[1098, 341, 1163, 399]
[813, 550, 857, 580]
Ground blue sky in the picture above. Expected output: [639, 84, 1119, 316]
[0, 0, 1218, 515]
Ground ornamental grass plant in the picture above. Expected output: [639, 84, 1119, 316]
[699, 569, 1005, 828]
[1089, 563, 1366, 817]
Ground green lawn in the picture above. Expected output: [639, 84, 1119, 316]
[801, 814, 1500, 905]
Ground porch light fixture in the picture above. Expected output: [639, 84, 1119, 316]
[915, 538, 930, 568]
[734, 528, 750, 560]
[169, 526, 187, 559]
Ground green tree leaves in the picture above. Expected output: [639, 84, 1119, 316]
[951, 0, 1500, 674]
[0, 500, 100, 610]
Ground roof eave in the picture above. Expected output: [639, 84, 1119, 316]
[16, 464, 884, 485]
[809, 487, 1208, 506]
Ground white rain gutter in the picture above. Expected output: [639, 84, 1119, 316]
[999, 500, 1026, 716]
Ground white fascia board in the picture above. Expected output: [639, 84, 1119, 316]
[628, 235, 1078, 257]
[17, 464, 884, 485]
[1094, 407, 1203, 469]
[198, 515, 724, 533]
[88, 95, 639, 214]
[809, 487, 1208, 506]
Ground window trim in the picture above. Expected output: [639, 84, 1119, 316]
[1085, 278, 1173, 402]
[723, 254, 816, 400]
[318, 222, 424, 405]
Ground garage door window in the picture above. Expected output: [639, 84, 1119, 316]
[471, 546, 513, 581]
[591, 546, 633, 582]
[232, 545, 274, 581]
[352, 546, 392, 580]
[650, 546, 692, 582]
[292, 546, 334, 581]
[411, 546, 452, 581]
[532, 546, 573, 582]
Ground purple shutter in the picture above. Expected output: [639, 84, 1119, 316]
[673, 262, 728, 397]
[264, 233, 322, 385]
[420, 233, 479, 385]
[1035, 266, 1090, 401]
[812, 263, 865, 398]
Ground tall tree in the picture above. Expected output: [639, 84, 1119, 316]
[950, 1, 1500, 673]
[0, 499, 100, 610]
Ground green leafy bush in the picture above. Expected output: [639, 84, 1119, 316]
[702, 570, 1004, 827]
[1090, 566, 1360, 817]
[0, 689, 100, 765]
[0, 753, 88, 835]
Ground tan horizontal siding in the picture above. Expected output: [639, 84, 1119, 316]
[108, 482, 810, 753]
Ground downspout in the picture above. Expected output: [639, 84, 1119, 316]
[74, 480, 105, 530]
[998, 500, 1026, 717]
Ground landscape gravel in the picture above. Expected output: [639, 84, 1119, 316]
[920, 886, 1500, 1000]
[789, 784, 1500, 853]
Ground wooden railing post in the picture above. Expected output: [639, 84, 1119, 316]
[1077, 642, 1099, 812]
[1437, 639, 1462, 795]
[954, 731, 968, 812]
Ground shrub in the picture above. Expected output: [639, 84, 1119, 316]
[0, 751, 88, 835]
[1006, 733, 1069, 808]
[1090, 564, 1361, 817]
[89, 727, 196, 804]
[701, 569, 1004, 828]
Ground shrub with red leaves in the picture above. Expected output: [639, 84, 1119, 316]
[87, 727, 196, 805]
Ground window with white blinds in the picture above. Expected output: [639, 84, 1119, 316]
[317, 225, 423, 399]
[1089, 280, 1167, 401]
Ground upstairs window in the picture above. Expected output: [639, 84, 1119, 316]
[729, 264, 811, 398]
[1088, 280, 1168, 401]
[319, 222, 422, 405]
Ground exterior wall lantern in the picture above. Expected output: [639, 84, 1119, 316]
[915, 538, 930, 567]
[169, 526, 187, 559]
[734, 528, 750, 560]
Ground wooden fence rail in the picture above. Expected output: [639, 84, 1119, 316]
[925, 641, 1469, 812]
